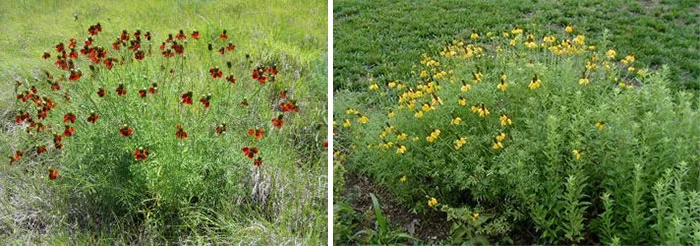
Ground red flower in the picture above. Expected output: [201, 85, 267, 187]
[120, 124, 133, 137]
[226, 75, 236, 84]
[15, 111, 30, 124]
[268, 65, 279, 75]
[216, 123, 227, 135]
[148, 83, 158, 94]
[68, 38, 77, 49]
[219, 30, 228, 40]
[138, 88, 147, 98]
[68, 69, 82, 81]
[134, 147, 150, 161]
[9, 151, 23, 165]
[54, 134, 63, 149]
[134, 50, 145, 60]
[209, 66, 223, 79]
[42, 52, 51, 59]
[280, 90, 287, 99]
[48, 167, 58, 180]
[69, 49, 78, 59]
[63, 125, 75, 137]
[63, 113, 76, 123]
[88, 24, 98, 36]
[218, 47, 225, 55]
[87, 111, 99, 124]
[199, 93, 211, 108]
[252, 67, 268, 84]
[181, 91, 193, 105]
[97, 87, 106, 97]
[37, 109, 47, 120]
[226, 42, 236, 51]
[56, 42, 65, 53]
[133, 29, 141, 40]
[175, 125, 187, 139]
[324, 141, 328, 148]
[176, 30, 186, 40]
[166, 34, 174, 43]
[104, 58, 116, 70]
[271, 115, 285, 129]
[254, 157, 263, 168]
[280, 101, 299, 112]
[36, 145, 47, 155]
[191, 30, 201, 40]
[50, 82, 60, 91]
[116, 84, 126, 96]
[144, 31, 152, 41]
[241, 147, 259, 159]
[247, 128, 265, 140]
[120, 30, 129, 42]
[159, 42, 166, 51]
[240, 98, 249, 107]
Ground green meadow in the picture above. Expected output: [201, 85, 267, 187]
[1, 0, 327, 244]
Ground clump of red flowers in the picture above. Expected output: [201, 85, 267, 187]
[209, 66, 223, 78]
[251, 65, 278, 84]
[280, 100, 299, 113]
[134, 147, 150, 161]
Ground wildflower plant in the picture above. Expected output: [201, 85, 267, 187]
[337, 25, 699, 244]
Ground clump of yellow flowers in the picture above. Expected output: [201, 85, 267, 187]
[454, 137, 467, 150]
[426, 129, 441, 143]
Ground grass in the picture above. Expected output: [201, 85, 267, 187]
[334, 0, 699, 91]
[0, 0, 327, 244]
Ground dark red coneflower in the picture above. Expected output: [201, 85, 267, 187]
[87, 111, 99, 124]
[219, 30, 228, 40]
[175, 125, 187, 139]
[119, 124, 133, 137]
[134, 147, 150, 161]
[116, 83, 126, 96]
[181, 91, 193, 105]
[191, 30, 201, 40]
[63, 113, 76, 123]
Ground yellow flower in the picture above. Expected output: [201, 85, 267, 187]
[412, 137, 420, 141]
[492, 141, 504, 149]
[426, 129, 441, 143]
[618, 82, 628, 89]
[397, 133, 408, 141]
[472, 213, 480, 223]
[369, 83, 379, 90]
[396, 145, 407, 154]
[496, 132, 506, 142]
[499, 72, 507, 81]
[346, 108, 359, 115]
[636, 69, 646, 77]
[428, 197, 438, 208]
[472, 71, 483, 83]
[343, 119, 352, 128]
[595, 121, 605, 130]
[565, 25, 574, 33]
[573, 35, 585, 45]
[454, 137, 467, 150]
[357, 115, 369, 124]
[497, 80, 508, 92]
[499, 114, 512, 126]
[628, 67, 635, 72]
[509, 39, 517, 46]
[388, 81, 397, 88]
[414, 110, 424, 118]
[528, 75, 542, 90]
[525, 41, 538, 49]
[621, 55, 635, 65]
[572, 149, 582, 160]
[451, 117, 462, 125]
[511, 27, 523, 34]
[543, 36, 556, 44]
[461, 84, 472, 92]
[579, 78, 590, 86]
[388, 110, 396, 118]
[420, 70, 428, 78]
[470, 32, 479, 40]
[606, 49, 617, 59]
[421, 103, 433, 112]
[502, 32, 510, 37]
[458, 97, 467, 106]
[400, 175, 407, 183]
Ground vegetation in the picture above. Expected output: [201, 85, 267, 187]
[334, 1, 700, 244]
[1, 0, 327, 244]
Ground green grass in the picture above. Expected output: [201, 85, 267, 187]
[0, 0, 327, 244]
[334, 0, 699, 91]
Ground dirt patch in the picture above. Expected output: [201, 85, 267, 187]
[343, 173, 450, 243]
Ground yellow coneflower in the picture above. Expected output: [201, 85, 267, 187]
[461, 80, 472, 92]
[470, 32, 479, 40]
[426, 129, 441, 143]
[343, 119, 352, 128]
[369, 83, 379, 90]
[422, 103, 433, 112]
[396, 145, 407, 154]
[595, 121, 605, 130]
[451, 117, 462, 125]
[346, 108, 359, 115]
[579, 78, 590, 86]
[415, 110, 424, 118]
[496, 132, 506, 142]
[388, 110, 396, 118]
[499, 114, 512, 126]
[492, 140, 504, 149]
[396, 133, 408, 141]
[388, 81, 397, 88]
[565, 25, 574, 33]
[606, 49, 617, 59]
[428, 197, 438, 208]
[628, 67, 635, 72]
[543, 36, 556, 44]
[573, 35, 585, 45]
[497, 79, 508, 92]
[528, 74, 542, 90]
[412, 137, 420, 141]
[454, 137, 467, 150]
[499, 72, 508, 81]
[511, 27, 523, 34]
[572, 149, 582, 160]
[400, 175, 407, 183]
[472, 213, 480, 223]
[357, 115, 369, 124]
[458, 97, 467, 106]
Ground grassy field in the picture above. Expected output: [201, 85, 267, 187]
[0, 0, 327, 244]
[334, 0, 699, 91]
[334, 0, 700, 244]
